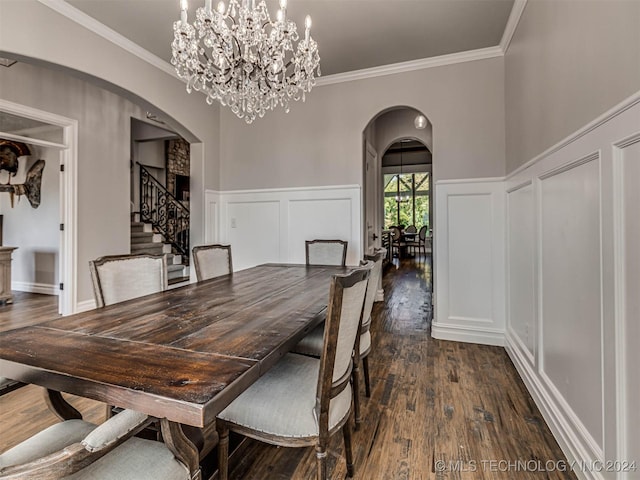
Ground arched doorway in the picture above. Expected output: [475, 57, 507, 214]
[362, 106, 434, 298]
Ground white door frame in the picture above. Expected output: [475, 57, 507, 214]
[0, 98, 78, 315]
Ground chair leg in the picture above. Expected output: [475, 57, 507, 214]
[352, 358, 362, 429]
[315, 444, 328, 480]
[363, 355, 371, 398]
[217, 424, 230, 480]
[342, 418, 355, 478]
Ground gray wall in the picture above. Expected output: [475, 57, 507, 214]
[505, 0, 640, 173]
[0, 62, 145, 302]
[0, 145, 60, 289]
[220, 56, 506, 189]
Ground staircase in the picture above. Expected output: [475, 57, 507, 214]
[131, 219, 189, 285]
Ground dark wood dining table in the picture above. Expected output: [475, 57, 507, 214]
[0, 264, 346, 431]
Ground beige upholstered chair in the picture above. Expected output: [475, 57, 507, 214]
[216, 266, 371, 480]
[294, 250, 384, 426]
[0, 409, 197, 479]
[305, 239, 348, 266]
[192, 244, 233, 281]
[89, 254, 168, 308]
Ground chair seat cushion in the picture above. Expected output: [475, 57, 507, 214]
[66, 437, 190, 480]
[0, 420, 96, 469]
[218, 353, 351, 440]
[292, 324, 324, 357]
[294, 325, 371, 358]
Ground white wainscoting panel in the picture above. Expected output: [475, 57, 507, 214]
[505, 92, 640, 480]
[218, 185, 361, 271]
[226, 201, 281, 271]
[614, 135, 640, 473]
[433, 180, 505, 346]
[539, 153, 603, 451]
[506, 181, 535, 363]
[204, 190, 220, 244]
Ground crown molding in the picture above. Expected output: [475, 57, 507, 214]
[37, 0, 178, 79]
[500, 0, 528, 54]
[38, 0, 515, 89]
[315, 46, 504, 87]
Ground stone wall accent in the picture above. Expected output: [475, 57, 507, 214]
[166, 139, 190, 200]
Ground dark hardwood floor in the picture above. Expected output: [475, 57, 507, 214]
[0, 260, 575, 479]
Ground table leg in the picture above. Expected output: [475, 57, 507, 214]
[44, 389, 83, 421]
[160, 418, 201, 480]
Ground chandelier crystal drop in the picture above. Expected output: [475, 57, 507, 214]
[172, 0, 321, 124]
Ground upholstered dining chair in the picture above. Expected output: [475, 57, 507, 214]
[404, 225, 418, 255]
[293, 250, 385, 427]
[192, 244, 233, 281]
[305, 239, 348, 266]
[0, 408, 198, 479]
[89, 253, 168, 308]
[417, 225, 430, 256]
[216, 266, 371, 480]
[389, 227, 402, 258]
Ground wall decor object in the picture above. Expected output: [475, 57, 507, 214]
[0, 139, 45, 208]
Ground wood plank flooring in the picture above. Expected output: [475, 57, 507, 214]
[0, 262, 576, 479]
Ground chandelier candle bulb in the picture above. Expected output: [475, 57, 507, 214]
[180, 0, 188, 23]
[305, 15, 311, 41]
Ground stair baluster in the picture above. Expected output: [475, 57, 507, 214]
[138, 163, 190, 261]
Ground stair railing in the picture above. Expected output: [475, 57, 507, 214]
[138, 163, 190, 259]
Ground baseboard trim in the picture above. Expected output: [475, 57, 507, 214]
[11, 281, 59, 296]
[431, 321, 505, 346]
[75, 299, 96, 313]
[505, 334, 604, 480]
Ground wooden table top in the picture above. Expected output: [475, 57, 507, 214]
[0, 264, 346, 427]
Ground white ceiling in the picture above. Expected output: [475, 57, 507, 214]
[65, 0, 515, 77]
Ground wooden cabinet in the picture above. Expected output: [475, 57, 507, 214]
[0, 247, 17, 304]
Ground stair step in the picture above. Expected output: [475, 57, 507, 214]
[131, 243, 164, 255]
[165, 253, 183, 265]
[131, 232, 162, 244]
[131, 222, 153, 233]
[168, 264, 187, 281]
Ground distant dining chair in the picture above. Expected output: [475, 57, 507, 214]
[294, 250, 384, 426]
[216, 266, 371, 480]
[404, 225, 418, 256]
[0, 408, 198, 479]
[389, 226, 402, 258]
[192, 244, 233, 281]
[305, 239, 348, 266]
[89, 254, 167, 308]
[417, 225, 431, 256]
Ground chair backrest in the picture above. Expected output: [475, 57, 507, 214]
[390, 226, 401, 241]
[361, 249, 385, 329]
[418, 225, 427, 241]
[89, 254, 167, 308]
[315, 263, 371, 434]
[192, 244, 233, 281]
[305, 239, 348, 266]
[405, 225, 417, 234]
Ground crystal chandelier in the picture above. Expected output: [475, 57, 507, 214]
[172, 0, 321, 124]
